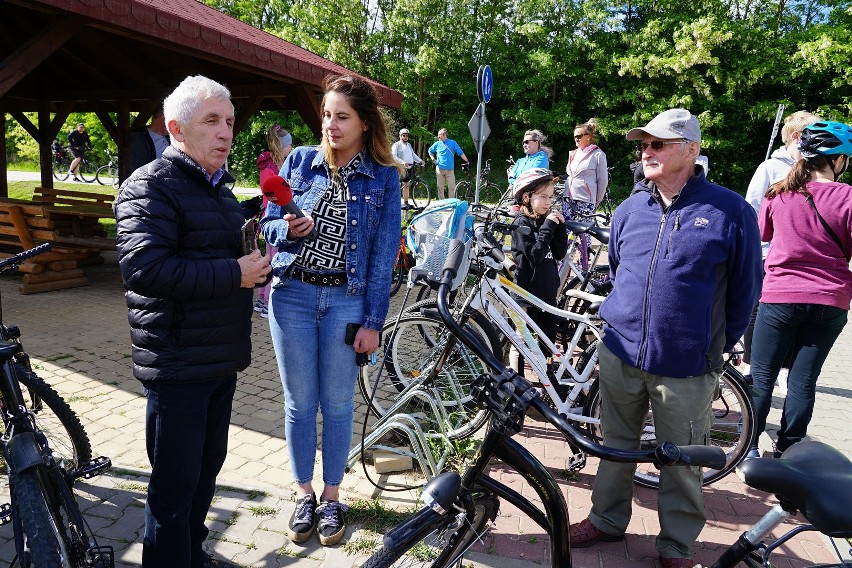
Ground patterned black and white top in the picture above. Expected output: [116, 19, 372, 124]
[292, 153, 362, 272]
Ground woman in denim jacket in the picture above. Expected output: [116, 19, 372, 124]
[260, 75, 400, 547]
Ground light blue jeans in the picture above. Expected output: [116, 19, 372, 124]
[268, 278, 364, 486]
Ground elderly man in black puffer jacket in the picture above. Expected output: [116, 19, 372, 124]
[115, 75, 270, 568]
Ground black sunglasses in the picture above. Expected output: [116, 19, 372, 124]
[638, 140, 689, 151]
[522, 139, 537, 144]
[574, 133, 589, 140]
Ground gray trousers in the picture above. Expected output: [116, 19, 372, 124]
[589, 342, 717, 559]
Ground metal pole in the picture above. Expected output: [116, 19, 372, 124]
[765, 104, 786, 162]
[474, 102, 485, 206]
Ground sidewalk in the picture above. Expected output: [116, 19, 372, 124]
[0, 255, 850, 567]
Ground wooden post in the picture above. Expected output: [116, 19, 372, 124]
[0, 111, 7, 198]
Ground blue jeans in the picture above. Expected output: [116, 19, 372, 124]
[142, 376, 236, 568]
[268, 278, 364, 486]
[750, 302, 847, 453]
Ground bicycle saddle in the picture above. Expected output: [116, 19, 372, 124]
[737, 440, 852, 537]
[563, 220, 610, 244]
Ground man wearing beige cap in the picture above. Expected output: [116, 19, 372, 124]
[568, 109, 762, 567]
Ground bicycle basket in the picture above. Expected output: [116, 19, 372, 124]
[406, 198, 474, 290]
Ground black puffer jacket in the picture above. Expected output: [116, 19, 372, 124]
[115, 146, 253, 384]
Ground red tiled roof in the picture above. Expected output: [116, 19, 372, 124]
[31, 0, 401, 107]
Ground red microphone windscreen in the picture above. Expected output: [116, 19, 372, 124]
[260, 175, 293, 206]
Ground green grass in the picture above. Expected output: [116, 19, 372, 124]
[346, 498, 419, 533]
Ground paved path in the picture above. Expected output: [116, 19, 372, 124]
[0, 252, 850, 567]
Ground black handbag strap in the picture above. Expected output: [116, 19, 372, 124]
[806, 194, 850, 262]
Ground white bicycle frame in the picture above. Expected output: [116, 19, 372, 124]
[465, 269, 604, 423]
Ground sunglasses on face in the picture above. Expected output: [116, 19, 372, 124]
[638, 140, 689, 151]
[574, 133, 589, 140]
[523, 139, 537, 144]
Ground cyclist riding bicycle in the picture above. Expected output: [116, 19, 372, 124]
[67, 122, 92, 182]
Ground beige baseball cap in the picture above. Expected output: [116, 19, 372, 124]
[626, 108, 701, 142]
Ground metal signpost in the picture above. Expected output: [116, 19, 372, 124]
[765, 104, 786, 162]
[468, 65, 492, 205]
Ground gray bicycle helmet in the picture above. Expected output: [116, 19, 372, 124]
[513, 168, 556, 203]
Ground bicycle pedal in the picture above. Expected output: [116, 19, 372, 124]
[73, 456, 112, 480]
[0, 502, 11, 526]
[87, 545, 115, 568]
[566, 451, 587, 472]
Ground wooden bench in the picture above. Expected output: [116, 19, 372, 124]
[32, 187, 116, 250]
[0, 199, 99, 294]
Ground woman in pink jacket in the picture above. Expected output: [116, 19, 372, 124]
[750, 121, 852, 458]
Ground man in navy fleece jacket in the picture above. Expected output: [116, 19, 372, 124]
[568, 109, 762, 568]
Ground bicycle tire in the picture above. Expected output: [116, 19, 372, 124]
[359, 312, 500, 440]
[79, 159, 97, 183]
[584, 363, 755, 488]
[9, 468, 66, 567]
[11, 363, 92, 471]
[402, 298, 503, 359]
[95, 164, 117, 188]
[454, 181, 471, 202]
[390, 250, 412, 297]
[410, 180, 431, 209]
[52, 159, 70, 181]
[362, 490, 498, 568]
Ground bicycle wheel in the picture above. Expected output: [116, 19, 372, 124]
[95, 164, 117, 188]
[52, 158, 69, 181]
[390, 249, 412, 297]
[585, 364, 755, 488]
[362, 490, 498, 568]
[79, 159, 97, 183]
[454, 181, 471, 202]
[359, 312, 500, 440]
[11, 363, 92, 471]
[9, 468, 66, 567]
[410, 180, 431, 209]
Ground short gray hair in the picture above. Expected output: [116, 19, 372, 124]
[163, 75, 231, 127]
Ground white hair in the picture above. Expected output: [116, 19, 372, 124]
[163, 75, 231, 127]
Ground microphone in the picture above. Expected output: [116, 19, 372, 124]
[260, 175, 317, 240]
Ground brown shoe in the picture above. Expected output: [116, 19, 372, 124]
[569, 518, 624, 548]
[660, 557, 694, 568]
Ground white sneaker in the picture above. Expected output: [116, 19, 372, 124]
[777, 368, 788, 396]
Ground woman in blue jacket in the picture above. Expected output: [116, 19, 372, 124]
[260, 75, 400, 547]
[507, 129, 552, 185]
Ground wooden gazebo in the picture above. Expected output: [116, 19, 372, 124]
[0, 0, 402, 194]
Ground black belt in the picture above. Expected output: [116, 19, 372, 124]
[290, 267, 347, 287]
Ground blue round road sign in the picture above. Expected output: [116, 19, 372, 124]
[477, 65, 493, 104]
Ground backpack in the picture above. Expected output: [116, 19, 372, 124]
[406, 198, 474, 290]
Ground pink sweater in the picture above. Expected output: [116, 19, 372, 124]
[759, 181, 852, 309]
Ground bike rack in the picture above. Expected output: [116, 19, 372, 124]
[348, 386, 457, 480]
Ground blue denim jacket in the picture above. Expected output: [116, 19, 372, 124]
[260, 146, 401, 330]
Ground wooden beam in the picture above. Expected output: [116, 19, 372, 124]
[233, 95, 264, 139]
[0, 112, 6, 198]
[0, 16, 86, 98]
[291, 85, 322, 138]
[48, 101, 75, 140]
[38, 103, 53, 189]
[9, 110, 37, 139]
[94, 104, 117, 142]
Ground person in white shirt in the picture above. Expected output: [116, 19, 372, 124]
[391, 128, 425, 206]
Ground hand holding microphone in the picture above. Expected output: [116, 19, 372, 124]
[260, 175, 317, 240]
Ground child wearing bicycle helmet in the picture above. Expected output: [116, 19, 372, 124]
[509, 168, 568, 376]
[749, 120, 852, 459]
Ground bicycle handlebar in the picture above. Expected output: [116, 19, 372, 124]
[0, 243, 52, 273]
[435, 246, 726, 471]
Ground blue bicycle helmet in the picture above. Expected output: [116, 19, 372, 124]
[798, 121, 852, 159]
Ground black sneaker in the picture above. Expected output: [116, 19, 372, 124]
[199, 553, 238, 568]
[72, 176, 81, 182]
[316, 500, 348, 546]
[287, 493, 317, 543]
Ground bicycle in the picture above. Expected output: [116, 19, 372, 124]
[360, 243, 727, 568]
[95, 149, 119, 189]
[69, 153, 98, 183]
[404, 165, 431, 209]
[52, 142, 72, 182]
[0, 244, 114, 567]
[455, 160, 502, 204]
[390, 204, 424, 297]
[363, 222, 755, 488]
